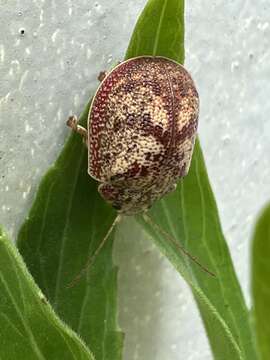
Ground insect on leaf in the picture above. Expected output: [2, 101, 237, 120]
[14, 0, 258, 359]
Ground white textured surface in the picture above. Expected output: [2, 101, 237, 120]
[1, 1, 270, 359]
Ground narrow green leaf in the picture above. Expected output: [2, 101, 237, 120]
[128, 1, 257, 359]
[138, 142, 256, 360]
[126, 0, 184, 63]
[17, 104, 123, 360]
[0, 227, 94, 360]
[252, 203, 270, 360]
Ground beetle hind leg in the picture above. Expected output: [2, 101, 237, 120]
[66, 115, 88, 147]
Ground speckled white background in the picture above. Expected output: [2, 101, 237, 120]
[1, 1, 270, 359]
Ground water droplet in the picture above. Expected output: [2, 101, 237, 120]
[221, 134, 231, 144]
[87, 48, 92, 60]
[19, 28, 25, 37]
[257, 22, 269, 31]
[107, 54, 113, 64]
[94, 2, 102, 13]
[25, 123, 31, 132]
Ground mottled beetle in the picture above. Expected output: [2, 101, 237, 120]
[67, 56, 199, 214]
[67, 56, 214, 282]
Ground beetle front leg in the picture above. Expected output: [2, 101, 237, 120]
[66, 115, 88, 147]
[98, 62, 121, 82]
[98, 71, 108, 82]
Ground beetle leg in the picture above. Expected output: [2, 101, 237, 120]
[98, 71, 108, 82]
[67, 214, 122, 288]
[98, 61, 122, 82]
[66, 115, 88, 147]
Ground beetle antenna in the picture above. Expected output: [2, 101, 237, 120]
[67, 214, 121, 288]
[142, 213, 215, 277]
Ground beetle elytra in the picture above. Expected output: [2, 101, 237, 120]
[67, 56, 199, 215]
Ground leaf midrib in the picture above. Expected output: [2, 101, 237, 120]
[152, 0, 168, 56]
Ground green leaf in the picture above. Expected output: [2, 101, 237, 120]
[252, 203, 270, 360]
[17, 103, 123, 360]
[138, 142, 257, 360]
[128, 1, 257, 359]
[126, 0, 185, 63]
[0, 227, 94, 360]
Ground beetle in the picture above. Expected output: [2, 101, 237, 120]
[67, 56, 199, 215]
[66, 56, 215, 285]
